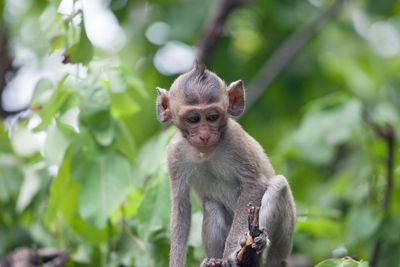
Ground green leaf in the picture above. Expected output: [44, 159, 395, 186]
[293, 98, 361, 165]
[315, 258, 368, 267]
[296, 216, 342, 239]
[47, 147, 109, 242]
[50, 35, 65, 54]
[44, 120, 76, 165]
[110, 186, 143, 223]
[110, 91, 140, 119]
[46, 148, 81, 224]
[31, 78, 54, 106]
[135, 127, 176, 185]
[137, 166, 170, 240]
[69, 215, 108, 244]
[119, 66, 148, 98]
[37, 76, 72, 130]
[59, 90, 81, 114]
[367, 0, 398, 16]
[345, 206, 381, 247]
[68, 21, 93, 65]
[79, 86, 114, 146]
[0, 154, 23, 202]
[16, 167, 41, 212]
[0, 121, 12, 152]
[77, 151, 132, 229]
[113, 120, 136, 160]
[0, 2, 3, 25]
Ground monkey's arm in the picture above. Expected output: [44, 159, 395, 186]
[169, 174, 191, 267]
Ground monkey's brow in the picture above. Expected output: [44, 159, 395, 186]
[206, 109, 220, 115]
[178, 103, 224, 115]
[183, 110, 200, 118]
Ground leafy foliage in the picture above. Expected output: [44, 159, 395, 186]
[0, 0, 399, 266]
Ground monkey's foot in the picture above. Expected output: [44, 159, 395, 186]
[200, 257, 231, 267]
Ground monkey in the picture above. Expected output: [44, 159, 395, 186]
[156, 62, 296, 267]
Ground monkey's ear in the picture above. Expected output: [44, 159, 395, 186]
[227, 80, 245, 116]
[156, 87, 172, 123]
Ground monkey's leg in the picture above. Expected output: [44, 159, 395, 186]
[202, 199, 232, 258]
[259, 175, 296, 267]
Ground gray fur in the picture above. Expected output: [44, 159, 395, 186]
[166, 119, 296, 267]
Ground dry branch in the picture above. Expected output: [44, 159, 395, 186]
[237, 203, 262, 267]
[0, 247, 69, 267]
[197, 0, 249, 65]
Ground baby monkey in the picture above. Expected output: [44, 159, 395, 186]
[156, 62, 295, 267]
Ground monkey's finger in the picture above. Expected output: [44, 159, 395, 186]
[209, 258, 216, 267]
[201, 258, 211, 267]
[253, 238, 266, 248]
[240, 237, 247, 247]
[254, 236, 266, 245]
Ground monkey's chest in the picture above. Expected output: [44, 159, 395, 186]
[190, 162, 241, 212]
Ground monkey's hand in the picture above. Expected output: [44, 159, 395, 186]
[239, 228, 269, 254]
[236, 228, 269, 266]
[251, 228, 269, 254]
[200, 257, 231, 267]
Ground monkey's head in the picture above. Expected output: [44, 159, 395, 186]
[156, 62, 245, 152]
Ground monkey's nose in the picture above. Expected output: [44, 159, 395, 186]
[200, 135, 209, 143]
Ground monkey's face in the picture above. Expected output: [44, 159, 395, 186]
[176, 104, 226, 151]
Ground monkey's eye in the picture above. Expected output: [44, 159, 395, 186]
[184, 112, 201, 124]
[206, 111, 219, 122]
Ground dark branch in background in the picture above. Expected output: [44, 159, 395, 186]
[0, 27, 17, 118]
[0, 247, 69, 267]
[197, 0, 248, 65]
[196, 0, 346, 112]
[245, 0, 346, 111]
[363, 111, 395, 267]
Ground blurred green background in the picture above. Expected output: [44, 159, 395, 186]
[0, 0, 399, 266]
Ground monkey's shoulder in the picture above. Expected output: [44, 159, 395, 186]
[223, 120, 267, 157]
[222, 119, 276, 177]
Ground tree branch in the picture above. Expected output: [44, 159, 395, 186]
[363, 111, 395, 267]
[197, 0, 249, 65]
[0, 247, 69, 267]
[245, 0, 346, 112]
[237, 203, 262, 267]
[0, 27, 17, 118]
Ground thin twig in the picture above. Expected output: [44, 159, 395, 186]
[363, 111, 395, 267]
[32, 244, 43, 267]
[120, 206, 147, 251]
[245, 0, 346, 112]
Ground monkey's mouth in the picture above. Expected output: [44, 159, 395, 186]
[190, 139, 219, 152]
